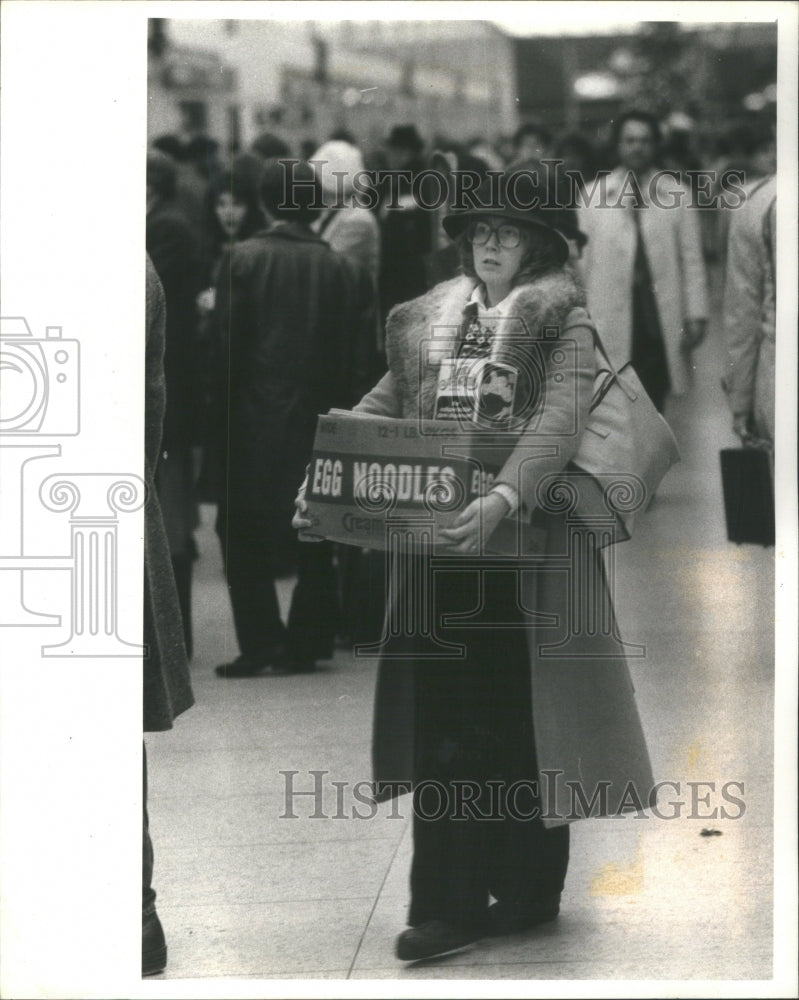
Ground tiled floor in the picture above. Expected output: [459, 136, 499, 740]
[146, 270, 780, 986]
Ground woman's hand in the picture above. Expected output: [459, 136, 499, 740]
[681, 319, 707, 352]
[732, 412, 752, 442]
[291, 479, 324, 542]
[732, 412, 770, 450]
[437, 492, 509, 554]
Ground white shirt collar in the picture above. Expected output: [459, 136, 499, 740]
[468, 283, 514, 318]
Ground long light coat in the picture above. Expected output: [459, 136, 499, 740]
[355, 270, 655, 825]
[722, 176, 776, 445]
[578, 167, 709, 396]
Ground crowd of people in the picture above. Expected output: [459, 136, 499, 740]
[143, 106, 777, 972]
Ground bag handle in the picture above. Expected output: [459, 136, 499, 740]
[563, 314, 639, 403]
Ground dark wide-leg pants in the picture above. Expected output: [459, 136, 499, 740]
[407, 565, 569, 932]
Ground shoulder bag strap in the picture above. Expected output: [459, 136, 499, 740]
[563, 314, 639, 403]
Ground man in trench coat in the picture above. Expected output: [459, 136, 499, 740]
[578, 109, 709, 412]
[722, 174, 776, 449]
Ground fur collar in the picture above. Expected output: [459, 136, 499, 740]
[385, 267, 586, 418]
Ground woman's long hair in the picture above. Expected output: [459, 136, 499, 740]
[207, 153, 268, 258]
[454, 222, 563, 288]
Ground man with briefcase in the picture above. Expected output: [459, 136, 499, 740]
[721, 175, 776, 546]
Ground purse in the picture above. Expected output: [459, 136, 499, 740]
[568, 316, 681, 537]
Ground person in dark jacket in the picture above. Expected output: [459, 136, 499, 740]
[213, 160, 363, 676]
[143, 254, 195, 975]
[146, 150, 204, 659]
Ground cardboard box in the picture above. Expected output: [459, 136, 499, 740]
[303, 410, 547, 556]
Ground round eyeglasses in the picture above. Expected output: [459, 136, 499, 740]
[467, 220, 524, 249]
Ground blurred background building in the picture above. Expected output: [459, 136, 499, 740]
[147, 17, 777, 165]
[148, 19, 517, 154]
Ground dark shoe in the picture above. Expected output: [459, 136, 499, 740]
[214, 647, 285, 678]
[395, 920, 479, 962]
[142, 910, 167, 976]
[486, 893, 560, 936]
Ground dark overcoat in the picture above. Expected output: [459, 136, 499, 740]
[354, 271, 655, 826]
[213, 222, 366, 520]
[146, 199, 204, 556]
[144, 256, 195, 732]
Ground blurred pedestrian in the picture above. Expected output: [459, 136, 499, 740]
[310, 140, 384, 649]
[661, 113, 702, 179]
[554, 131, 598, 199]
[578, 109, 709, 413]
[467, 136, 506, 173]
[152, 134, 213, 279]
[714, 113, 777, 270]
[195, 152, 269, 504]
[250, 130, 292, 162]
[509, 120, 554, 169]
[722, 174, 775, 451]
[213, 161, 365, 676]
[311, 139, 381, 284]
[210, 152, 269, 252]
[146, 150, 204, 658]
[377, 124, 432, 324]
[143, 254, 195, 976]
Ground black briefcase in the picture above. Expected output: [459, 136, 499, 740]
[719, 448, 775, 546]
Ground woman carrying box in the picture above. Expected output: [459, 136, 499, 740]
[293, 172, 654, 962]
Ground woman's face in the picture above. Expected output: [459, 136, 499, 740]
[471, 216, 529, 293]
[216, 191, 247, 239]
